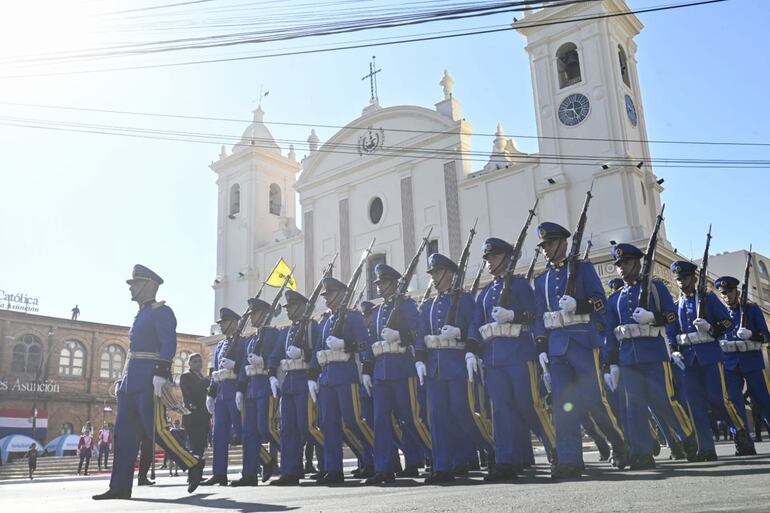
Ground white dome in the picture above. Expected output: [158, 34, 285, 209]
[233, 106, 281, 155]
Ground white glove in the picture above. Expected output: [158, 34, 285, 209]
[737, 327, 753, 340]
[361, 374, 373, 396]
[286, 345, 302, 360]
[152, 376, 166, 398]
[381, 327, 400, 343]
[491, 306, 516, 324]
[308, 380, 319, 403]
[538, 352, 550, 373]
[244, 364, 254, 374]
[558, 295, 577, 314]
[693, 318, 711, 335]
[269, 376, 280, 398]
[632, 307, 655, 325]
[235, 391, 243, 412]
[439, 325, 462, 341]
[465, 352, 478, 383]
[603, 364, 620, 392]
[219, 357, 236, 370]
[415, 361, 427, 386]
[542, 370, 552, 393]
[671, 351, 685, 371]
[247, 353, 259, 365]
[206, 396, 215, 415]
[326, 336, 345, 350]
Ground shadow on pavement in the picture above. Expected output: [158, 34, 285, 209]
[130, 493, 299, 512]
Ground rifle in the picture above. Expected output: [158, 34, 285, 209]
[330, 239, 376, 340]
[740, 245, 753, 328]
[384, 228, 433, 331]
[352, 286, 366, 311]
[526, 247, 541, 283]
[447, 219, 479, 325]
[471, 264, 484, 297]
[419, 284, 433, 307]
[498, 199, 539, 310]
[293, 254, 338, 358]
[695, 225, 712, 319]
[582, 235, 593, 261]
[565, 184, 594, 297]
[253, 266, 295, 356]
[638, 204, 665, 311]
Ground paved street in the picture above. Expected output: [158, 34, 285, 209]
[3, 442, 770, 513]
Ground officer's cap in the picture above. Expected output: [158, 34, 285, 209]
[374, 263, 401, 283]
[126, 264, 164, 285]
[284, 290, 309, 306]
[608, 278, 625, 291]
[715, 276, 739, 291]
[670, 260, 698, 277]
[482, 238, 513, 259]
[217, 307, 240, 323]
[247, 297, 271, 312]
[536, 222, 571, 247]
[359, 301, 375, 314]
[611, 243, 644, 264]
[427, 253, 458, 274]
[320, 277, 348, 296]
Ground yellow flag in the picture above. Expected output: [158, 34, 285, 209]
[266, 258, 297, 291]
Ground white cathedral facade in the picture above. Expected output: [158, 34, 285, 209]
[209, 0, 674, 321]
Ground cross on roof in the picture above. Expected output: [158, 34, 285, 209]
[361, 56, 381, 105]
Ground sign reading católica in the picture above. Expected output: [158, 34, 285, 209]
[0, 289, 40, 313]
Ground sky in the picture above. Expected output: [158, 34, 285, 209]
[1, 0, 768, 334]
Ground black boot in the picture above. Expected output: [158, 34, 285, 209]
[364, 472, 396, 485]
[550, 463, 582, 480]
[396, 464, 420, 478]
[483, 464, 518, 482]
[451, 463, 470, 476]
[652, 438, 661, 457]
[200, 474, 228, 486]
[424, 471, 455, 484]
[230, 475, 258, 487]
[270, 475, 300, 486]
[318, 471, 345, 484]
[92, 489, 131, 500]
[683, 434, 699, 462]
[610, 442, 630, 470]
[629, 454, 656, 470]
[596, 438, 611, 462]
[357, 465, 375, 479]
[187, 460, 205, 493]
[137, 476, 155, 486]
[261, 460, 276, 483]
[696, 450, 718, 462]
[735, 430, 757, 456]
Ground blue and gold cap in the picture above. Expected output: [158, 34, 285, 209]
[217, 307, 240, 323]
[536, 222, 571, 246]
[427, 253, 458, 273]
[126, 264, 164, 285]
[321, 277, 348, 296]
[247, 297, 271, 311]
[608, 278, 624, 291]
[284, 290, 309, 306]
[611, 243, 644, 264]
[374, 263, 402, 283]
[715, 276, 739, 290]
[481, 237, 513, 259]
[670, 260, 697, 277]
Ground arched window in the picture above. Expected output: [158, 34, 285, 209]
[59, 340, 86, 377]
[229, 183, 240, 217]
[173, 351, 190, 377]
[269, 183, 282, 216]
[11, 334, 43, 374]
[556, 43, 582, 88]
[618, 45, 631, 87]
[759, 260, 769, 278]
[367, 253, 387, 300]
[100, 344, 126, 379]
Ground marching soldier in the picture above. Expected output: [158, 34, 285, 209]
[93, 265, 204, 500]
[417, 253, 494, 484]
[604, 244, 697, 469]
[669, 261, 752, 459]
[269, 290, 325, 486]
[231, 298, 279, 486]
[363, 263, 432, 485]
[312, 277, 375, 484]
[201, 307, 246, 486]
[353, 301, 377, 479]
[467, 239, 555, 481]
[715, 275, 770, 453]
[534, 223, 628, 478]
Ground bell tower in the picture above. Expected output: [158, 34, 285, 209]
[516, 0, 666, 249]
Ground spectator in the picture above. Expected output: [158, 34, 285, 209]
[78, 429, 94, 475]
[97, 422, 112, 471]
[71, 305, 80, 320]
[180, 353, 211, 458]
[82, 420, 92, 435]
[25, 443, 38, 480]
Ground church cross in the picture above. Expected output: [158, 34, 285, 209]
[361, 56, 381, 104]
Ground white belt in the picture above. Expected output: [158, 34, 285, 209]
[720, 339, 764, 353]
[613, 324, 666, 341]
[424, 335, 465, 350]
[245, 356, 267, 376]
[543, 311, 591, 330]
[677, 331, 715, 346]
[212, 368, 237, 382]
[281, 359, 310, 372]
[372, 340, 408, 357]
[478, 322, 525, 342]
[317, 349, 350, 366]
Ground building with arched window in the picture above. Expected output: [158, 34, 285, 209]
[0, 310, 208, 441]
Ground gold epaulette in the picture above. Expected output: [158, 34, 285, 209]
[151, 300, 167, 309]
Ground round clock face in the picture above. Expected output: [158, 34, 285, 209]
[558, 93, 590, 126]
[625, 94, 638, 127]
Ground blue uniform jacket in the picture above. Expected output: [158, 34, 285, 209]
[723, 302, 770, 373]
[210, 335, 245, 401]
[605, 280, 677, 366]
[237, 327, 280, 400]
[416, 291, 474, 380]
[312, 310, 368, 386]
[363, 296, 419, 382]
[534, 261, 607, 357]
[270, 320, 319, 395]
[119, 301, 177, 394]
[467, 277, 537, 368]
[673, 292, 733, 366]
